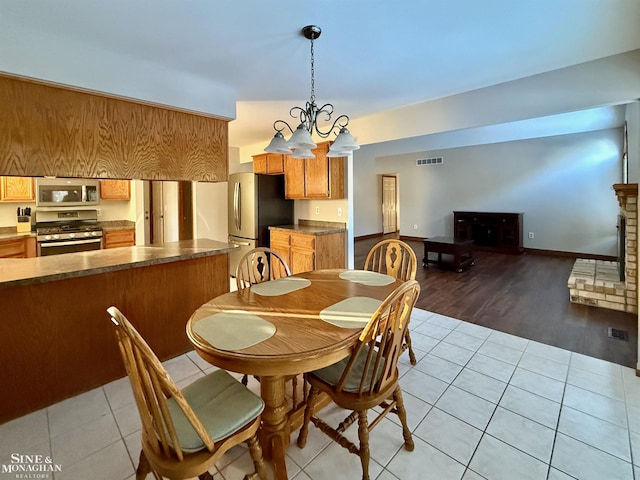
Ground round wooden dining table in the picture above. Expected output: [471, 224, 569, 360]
[186, 268, 403, 480]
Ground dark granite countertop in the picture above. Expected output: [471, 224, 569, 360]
[100, 220, 135, 231]
[269, 219, 346, 235]
[0, 238, 237, 288]
[0, 230, 36, 241]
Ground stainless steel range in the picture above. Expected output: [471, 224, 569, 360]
[35, 209, 103, 256]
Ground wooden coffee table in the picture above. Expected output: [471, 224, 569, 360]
[423, 236, 474, 272]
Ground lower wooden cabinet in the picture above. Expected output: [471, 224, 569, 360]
[270, 229, 345, 274]
[103, 229, 136, 249]
[0, 236, 36, 258]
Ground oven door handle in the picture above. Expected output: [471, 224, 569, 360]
[39, 239, 102, 248]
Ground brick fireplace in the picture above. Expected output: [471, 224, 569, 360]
[568, 183, 638, 313]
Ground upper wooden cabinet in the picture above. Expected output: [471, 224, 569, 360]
[0, 74, 227, 182]
[0, 177, 35, 202]
[100, 179, 130, 200]
[252, 153, 285, 175]
[284, 142, 344, 200]
[284, 156, 306, 199]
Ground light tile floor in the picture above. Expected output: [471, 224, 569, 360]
[2, 308, 640, 480]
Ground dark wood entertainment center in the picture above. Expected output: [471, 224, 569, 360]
[454, 211, 524, 254]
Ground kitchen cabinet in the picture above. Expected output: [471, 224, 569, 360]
[284, 141, 344, 199]
[100, 179, 130, 200]
[283, 156, 306, 199]
[270, 228, 345, 274]
[103, 229, 136, 249]
[0, 176, 35, 202]
[0, 74, 227, 182]
[0, 236, 36, 258]
[252, 153, 285, 175]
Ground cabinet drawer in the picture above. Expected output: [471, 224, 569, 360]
[104, 229, 135, 248]
[0, 237, 28, 258]
[290, 233, 315, 250]
[270, 230, 291, 246]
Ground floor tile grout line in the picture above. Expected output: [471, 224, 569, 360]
[551, 364, 637, 478]
[46, 405, 54, 480]
[411, 321, 631, 479]
[623, 367, 638, 480]
[461, 344, 528, 479]
[622, 377, 636, 480]
[102, 383, 138, 473]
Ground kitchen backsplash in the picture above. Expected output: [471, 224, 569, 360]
[0, 193, 135, 229]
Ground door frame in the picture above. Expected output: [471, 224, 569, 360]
[144, 180, 193, 244]
[381, 174, 398, 235]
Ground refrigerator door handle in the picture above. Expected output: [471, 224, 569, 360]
[231, 240, 252, 246]
[233, 182, 241, 231]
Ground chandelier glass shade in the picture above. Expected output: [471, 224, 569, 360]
[264, 25, 360, 159]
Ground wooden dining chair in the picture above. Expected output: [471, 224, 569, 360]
[297, 280, 421, 480]
[107, 306, 268, 480]
[235, 247, 291, 291]
[364, 239, 419, 364]
[234, 247, 306, 408]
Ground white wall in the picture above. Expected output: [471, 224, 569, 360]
[355, 128, 623, 256]
[193, 146, 252, 242]
[348, 50, 640, 148]
[193, 181, 227, 242]
[627, 101, 640, 183]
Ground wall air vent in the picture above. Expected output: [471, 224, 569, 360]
[416, 157, 443, 166]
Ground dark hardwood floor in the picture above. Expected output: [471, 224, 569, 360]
[355, 236, 638, 368]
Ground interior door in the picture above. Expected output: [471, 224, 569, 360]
[178, 181, 193, 240]
[150, 181, 164, 244]
[382, 175, 398, 234]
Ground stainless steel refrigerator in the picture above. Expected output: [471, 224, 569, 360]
[228, 172, 294, 276]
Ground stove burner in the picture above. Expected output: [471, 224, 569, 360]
[37, 223, 101, 235]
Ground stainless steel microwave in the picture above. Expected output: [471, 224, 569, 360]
[36, 178, 100, 207]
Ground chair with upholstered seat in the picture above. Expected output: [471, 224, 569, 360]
[235, 247, 305, 408]
[364, 239, 418, 364]
[235, 247, 291, 291]
[107, 306, 268, 480]
[297, 280, 421, 480]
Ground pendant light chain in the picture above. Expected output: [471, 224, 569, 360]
[309, 35, 316, 104]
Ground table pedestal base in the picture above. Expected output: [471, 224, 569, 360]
[258, 376, 290, 480]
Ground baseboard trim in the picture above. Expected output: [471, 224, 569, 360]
[354, 232, 384, 241]
[399, 235, 425, 242]
[354, 236, 616, 261]
[524, 248, 616, 261]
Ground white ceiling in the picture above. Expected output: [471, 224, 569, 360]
[1, 0, 640, 150]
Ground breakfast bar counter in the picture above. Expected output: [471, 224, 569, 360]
[0, 238, 236, 288]
[0, 238, 235, 423]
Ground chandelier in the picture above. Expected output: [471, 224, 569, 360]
[264, 25, 360, 159]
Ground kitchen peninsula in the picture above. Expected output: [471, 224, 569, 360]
[0, 238, 235, 423]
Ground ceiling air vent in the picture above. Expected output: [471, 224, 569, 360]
[416, 157, 443, 166]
